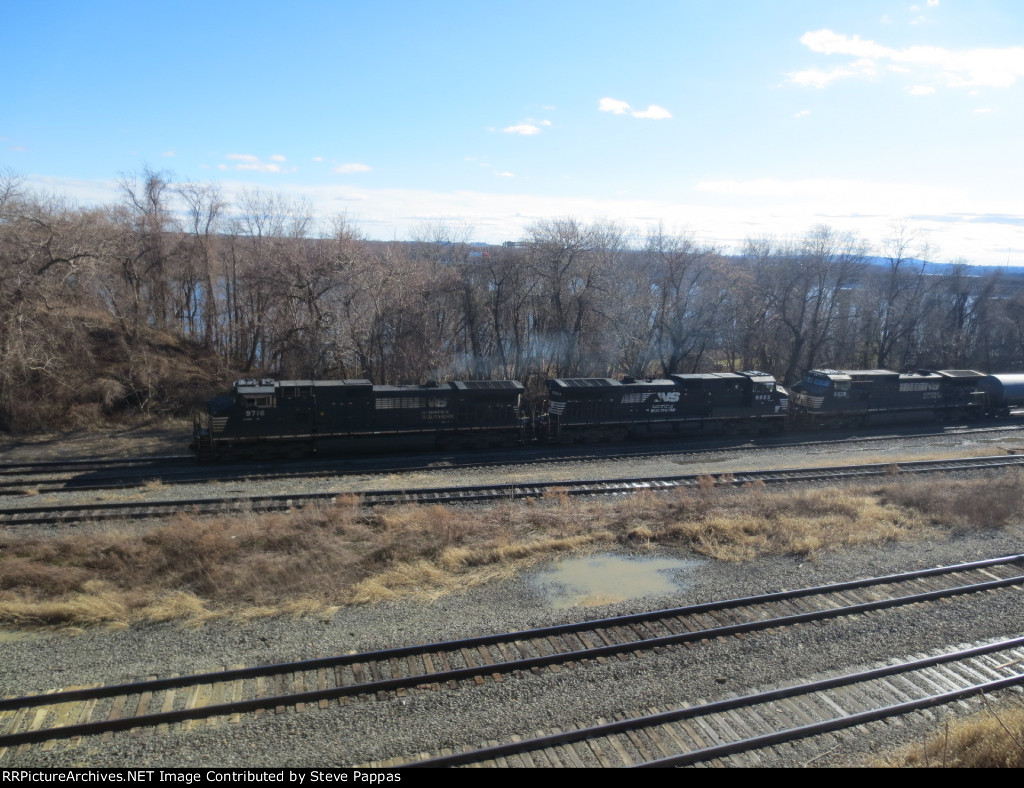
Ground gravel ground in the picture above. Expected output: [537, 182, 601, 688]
[2, 426, 1024, 768]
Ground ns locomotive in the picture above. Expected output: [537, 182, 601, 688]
[544, 371, 788, 442]
[191, 369, 1022, 460]
[191, 378, 526, 460]
[789, 369, 988, 428]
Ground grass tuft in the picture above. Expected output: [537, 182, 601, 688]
[875, 700, 1024, 768]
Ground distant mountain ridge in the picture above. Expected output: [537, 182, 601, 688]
[860, 256, 1024, 277]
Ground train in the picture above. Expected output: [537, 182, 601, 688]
[190, 369, 1024, 460]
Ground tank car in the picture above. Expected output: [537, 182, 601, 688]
[191, 378, 526, 460]
[788, 368, 987, 428]
[977, 373, 1024, 417]
[543, 371, 788, 443]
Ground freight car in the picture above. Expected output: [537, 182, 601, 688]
[788, 368, 989, 428]
[191, 377, 525, 460]
[544, 371, 788, 442]
[977, 373, 1024, 417]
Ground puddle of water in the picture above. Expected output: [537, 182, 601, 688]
[531, 553, 702, 609]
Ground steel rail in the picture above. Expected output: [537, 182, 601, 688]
[2, 562, 1022, 747]
[2, 454, 1024, 528]
[3, 552, 1020, 712]
[398, 636, 1024, 768]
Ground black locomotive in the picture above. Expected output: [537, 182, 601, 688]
[191, 369, 1023, 460]
[192, 378, 525, 460]
[544, 372, 787, 442]
[788, 369, 989, 428]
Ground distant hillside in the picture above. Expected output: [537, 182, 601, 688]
[861, 256, 1024, 278]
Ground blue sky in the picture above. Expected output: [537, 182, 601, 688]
[5, 0, 1024, 264]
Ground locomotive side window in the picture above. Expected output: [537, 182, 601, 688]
[242, 395, 273, 407]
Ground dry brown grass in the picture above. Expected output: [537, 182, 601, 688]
[0, 470, 1021, 628]
[877, 471, 1024, 532]
[874, 698, 1024, 767]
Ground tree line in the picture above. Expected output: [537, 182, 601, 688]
[1, 168, 1022, 431]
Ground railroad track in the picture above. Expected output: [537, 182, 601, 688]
[3, 553, 1022, 758]
[2, 453, 1024, 527]
[389, 636, 1024, 767]
[1, 421, 1021, 497]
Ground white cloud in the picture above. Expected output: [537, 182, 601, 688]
[600, 97, 672, 119]
[791, 29, 1024, 90]
[160, 150, 176, 158]
[907, 85, 936, 95]
[222, 153, 295, 173]
[19, 173, 1024, 266]
[801, 29, 891, 59]
[236, 162, 282, 173]
[501, 124, 541, 135]
[788, 65, 874, 88]
[312, 156, 324, 162]
[599, 97, 631, 115]
[694, 177, 961, 209]
[631, 104, 672, 119]
[795, 109, 811, 117]
[335, 163, 372, 174]
[495, 171, 514, 178]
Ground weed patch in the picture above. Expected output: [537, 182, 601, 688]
[875, 698, 1024, 767]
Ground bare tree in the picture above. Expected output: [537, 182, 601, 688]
[523, 217, 623, 377]
[856, 222, 935, 369]
[176, 181, 225, 348]
[643, 224, 726, 375]
[749, 226, 866, 385]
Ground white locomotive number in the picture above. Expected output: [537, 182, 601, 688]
[244, 409, 265, 420]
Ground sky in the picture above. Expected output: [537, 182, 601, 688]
[4, 0, 1024, 264]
